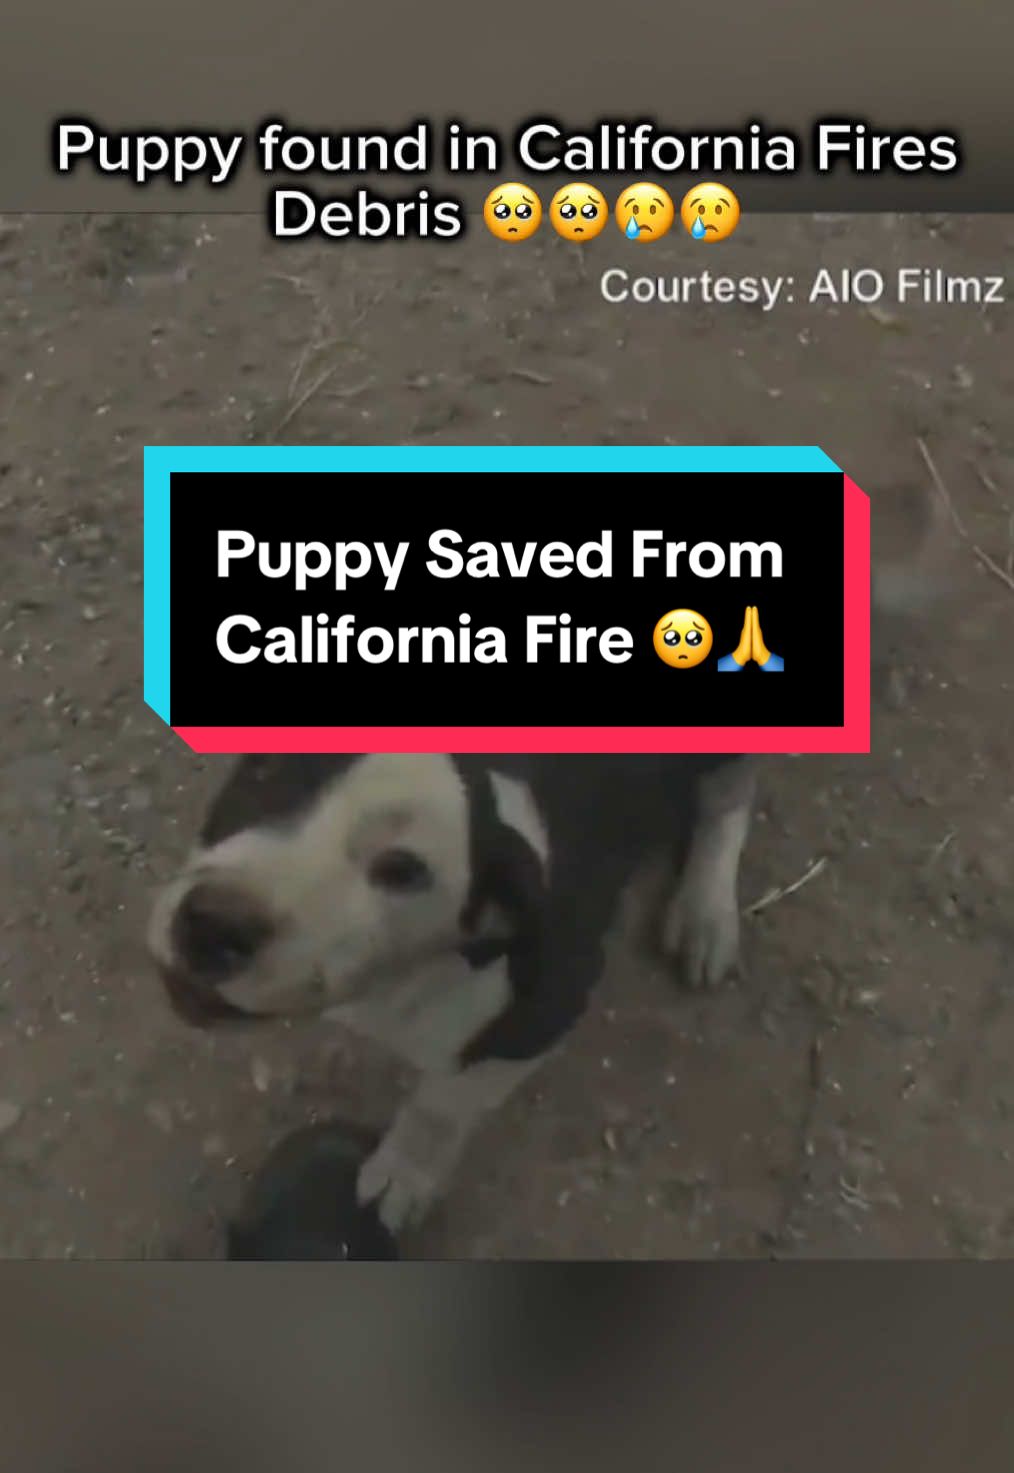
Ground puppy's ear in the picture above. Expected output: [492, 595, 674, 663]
[460, 820, 546, 966]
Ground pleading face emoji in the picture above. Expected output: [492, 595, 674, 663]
[549, 182, 608, 241]
[652, 609, 714, 668]
[483, 183, 543, 242]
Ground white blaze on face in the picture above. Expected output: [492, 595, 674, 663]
[154, 754, 473, 1015]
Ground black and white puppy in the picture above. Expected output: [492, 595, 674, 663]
[148, 753, 757, 1233]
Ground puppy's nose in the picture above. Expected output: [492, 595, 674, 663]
[171, 882, 274, 983]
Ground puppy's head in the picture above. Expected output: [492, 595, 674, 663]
[148, 754, 477, 1024]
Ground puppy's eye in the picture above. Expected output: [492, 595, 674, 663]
[367, 848, 433, 892]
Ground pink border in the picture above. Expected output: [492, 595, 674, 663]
[175, 479, 870, 756]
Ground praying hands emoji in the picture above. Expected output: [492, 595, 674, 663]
[717, 606, 784, 671]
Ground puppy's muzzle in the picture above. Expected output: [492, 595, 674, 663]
[154, 880, 277, 1027]
[157, 962, 257, 1027]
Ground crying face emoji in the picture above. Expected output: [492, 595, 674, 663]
[652, 609, 714, 669]
[680, 182, 741, 242]
[614, 183, 675, 242]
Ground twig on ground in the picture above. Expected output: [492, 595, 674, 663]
[918, 437, 1014, 594]
[972, 461, 1006, 506]
[972, 541, 1014, 593]
[271, 364, 339, 439]
[288, 340, 312, 400]
[326, 379, 375, 401]
[745, 856, 828, 916]
[917, 435, 968, 537]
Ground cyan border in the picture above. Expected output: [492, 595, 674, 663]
[145, 444, 837, 479]
[143, 444, 841, 725]
[143, 458, 172, 723]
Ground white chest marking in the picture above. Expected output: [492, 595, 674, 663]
[325, 952, 511, 1074]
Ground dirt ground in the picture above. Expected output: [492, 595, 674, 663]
[0, 210, 1012, 1258]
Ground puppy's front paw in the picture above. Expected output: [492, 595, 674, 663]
[356, 1141, 439, 1235]
[356, 1104, 464, 1235]
[662, 884, 740, 989]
